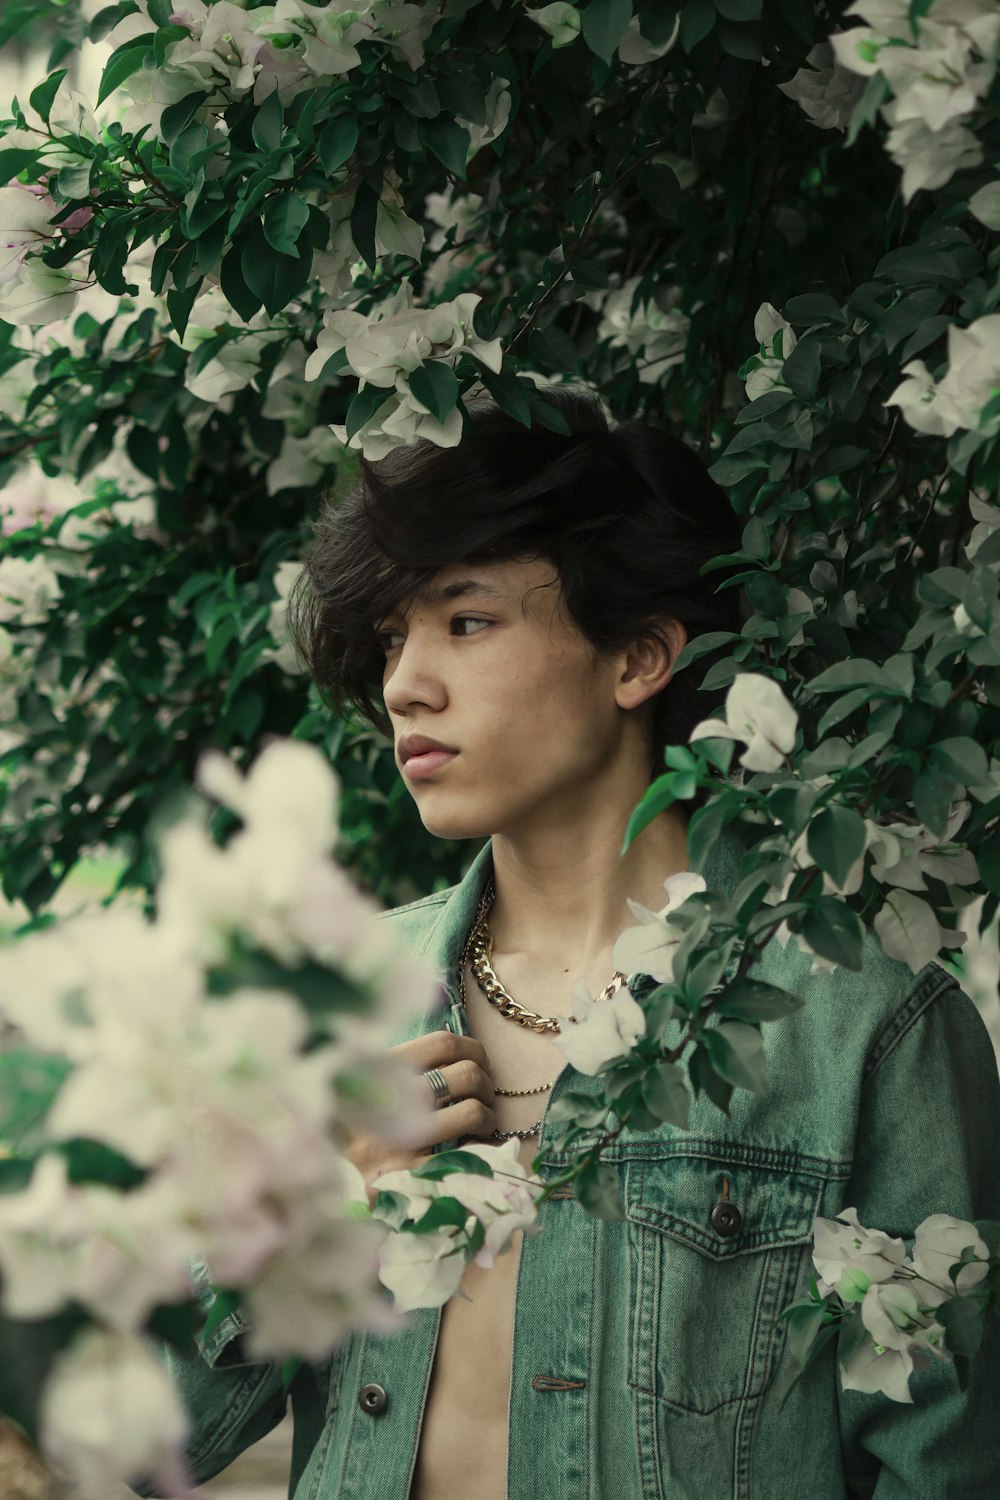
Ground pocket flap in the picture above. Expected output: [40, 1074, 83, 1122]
[624, 1147, 831, 1261]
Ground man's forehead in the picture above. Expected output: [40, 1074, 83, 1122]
[393, 558, 559, 612]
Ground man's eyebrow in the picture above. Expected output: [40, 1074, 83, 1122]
[414, 578, 507, 605]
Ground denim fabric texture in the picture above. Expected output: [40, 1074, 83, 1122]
[142, 827, 1000, 1499]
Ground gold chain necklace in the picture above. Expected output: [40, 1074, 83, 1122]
[458, 879, 628, 1141]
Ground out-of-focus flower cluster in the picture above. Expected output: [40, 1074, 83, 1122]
[0, 736, 442, 1495]
[886, 314, 1000, 441]
[831, 0, 1000, 201]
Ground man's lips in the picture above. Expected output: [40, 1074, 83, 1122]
[402, 749, 458, 780]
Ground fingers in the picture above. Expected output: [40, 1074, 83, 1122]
[392, 1031, 497, 1145]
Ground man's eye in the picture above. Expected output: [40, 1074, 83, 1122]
[452, 616, 492, 636]
[375, 629, 403, 652]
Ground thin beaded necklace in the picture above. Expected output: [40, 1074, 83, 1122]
[458, 878, 627, 1143]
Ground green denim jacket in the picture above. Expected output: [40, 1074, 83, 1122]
[144, 829, 1000, 1500]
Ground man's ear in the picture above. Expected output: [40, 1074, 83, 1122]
[614, 620, 688, 711]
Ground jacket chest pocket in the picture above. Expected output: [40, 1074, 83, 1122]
[623, 1150, 832, 1416]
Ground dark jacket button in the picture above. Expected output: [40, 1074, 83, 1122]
[359, 1382, 387, 1416]
[710, 1200, 742, 1236]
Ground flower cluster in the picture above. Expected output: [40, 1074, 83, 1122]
[831, 0, 1000, 200]
[741, 303, 798, 403]
[806, 1207, 993, 1403]
[104, 0, 436, 132]
[596, 277, 690, 385]
[886, 314, 1000, 440]
[306, 281, 502, 458]
[371, 1139, 543, 1311]
[0, 737, 442, 1493]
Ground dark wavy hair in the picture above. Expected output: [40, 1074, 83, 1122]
[286, 389, 743, 789]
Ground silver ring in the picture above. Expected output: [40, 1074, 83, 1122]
[424, 1068, 451, 1110]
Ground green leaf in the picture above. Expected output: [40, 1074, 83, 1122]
[345, 384, 391, 441]
[29, 69, 69, 126]
[418, 117, 472, 178]
[219, 242, 263, 322]
[702, 1021, 767, 1094]
[929, 737, 990, 788]
[937, 1295, 985, 1361]
[241, 233, 311, 316]
[408, 362, 460, 426]
[977, 830, 1000, 895]
[318, 116, 359, 174]
[637, 162, 680, 219]
[410, 1196, 470, 1233]
[622, 772, 682, 852]
[582, 0, 633, 62]
[913, 771, 954, 837]
[640, 1060, 691, 1128]
[262, 192, 310, 256]
[475, 364, 532, 427]
[806, 805, 867, 889]
[0, 1051, 72, 1153]
[796, 899, 864, 971]
[98, 33, 156, 106]
[350, 181, 379, 270]
[412, 1148, 494, 1179]
[715, 979, 804, 1023]
[575, 1159, 626, 1220]
[160, 89, 209, 145]
[681, 0, 715, 51]
[252, 91, 284, 153]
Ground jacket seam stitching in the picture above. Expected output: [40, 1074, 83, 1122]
[862, 969, 957, 1082]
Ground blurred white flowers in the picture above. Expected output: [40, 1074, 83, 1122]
[40, 1327, 190, 1500]
[779, 41, 868, 131]
[886, 314, 1000, 439]
[689, 673, 799, 772]
[597, 278, 690, 385]
[831, 0, 1000, 200]
[0, 736, 447, 1485]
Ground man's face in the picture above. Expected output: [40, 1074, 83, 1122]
[378, 557, 638, 840]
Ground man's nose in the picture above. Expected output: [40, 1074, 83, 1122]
[383, 635, 447, 716]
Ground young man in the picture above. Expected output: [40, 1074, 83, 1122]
[150, 393, 1000, 1499]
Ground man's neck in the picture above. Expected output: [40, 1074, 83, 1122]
[487, 788, 690, 990]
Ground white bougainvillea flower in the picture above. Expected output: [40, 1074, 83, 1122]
[431, 1139, 543, 1268]
[377, 1221, 466, 1310]
[197, 737, 340, 855]
[550, 978, 646, 1075]
[812, 1206, 909, 1299]
[610, 870, 708, 988]
[689, 673, 798, 772]
[884, 109, 983, 200]
[0, 552, 63, 624]
[597, 277, 690, 384]
[969, 182, 1000, 231]
[40, 1326, 191, 1499]
[778, 41, 868, 130]
[527, 3, 582, 48]
[744, 302, 798, 401]
[839, 1333, 916, 1404]
[910, 1213, 989, 1305]
[459, 78, 512, 158]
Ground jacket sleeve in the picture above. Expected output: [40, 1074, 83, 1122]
[130, 1282, 288, 1496]
[836, 977, 1000, 1499]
